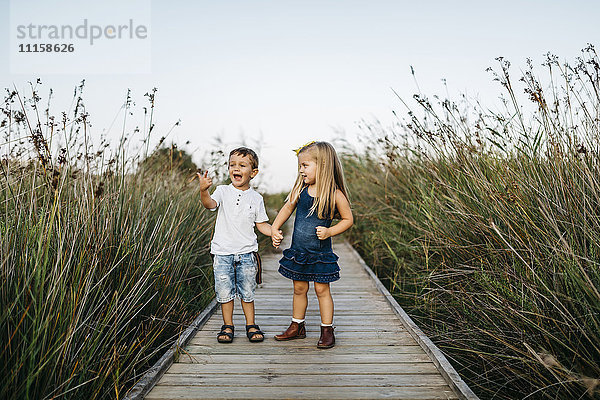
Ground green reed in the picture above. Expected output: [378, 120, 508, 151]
[344, 45, 600, 399]
[0, 84, 215, 399]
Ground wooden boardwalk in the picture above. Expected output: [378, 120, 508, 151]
[145, 241, 472, 399]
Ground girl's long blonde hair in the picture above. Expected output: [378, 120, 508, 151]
[287, 141, 350, 219]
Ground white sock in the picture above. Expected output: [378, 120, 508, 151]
[292, 318, 305, 323]
[321, 323, 333, 327]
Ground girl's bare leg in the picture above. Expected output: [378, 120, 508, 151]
[314, 282, 334, 324]
[292, 280, 309, 319]
[274, 280, 309, 341]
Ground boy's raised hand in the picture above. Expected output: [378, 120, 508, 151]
[197, 170, 213, 191]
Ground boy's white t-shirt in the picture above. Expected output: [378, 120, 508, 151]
[210, 184, 269, 255]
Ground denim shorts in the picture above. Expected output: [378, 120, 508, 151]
[213, 253, 257, 303]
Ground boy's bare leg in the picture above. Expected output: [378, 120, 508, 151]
[219, 300, 234, 341]
[293, 280, 310, 319]
[241, 300, 263, 340]
[314, 282, 334, 324]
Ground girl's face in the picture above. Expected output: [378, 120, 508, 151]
[298, 152, 317, 185]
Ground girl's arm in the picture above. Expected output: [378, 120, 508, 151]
[271, 199, 297, 248]
[316, 190, 353, 240]
[271, 200, 296, 231]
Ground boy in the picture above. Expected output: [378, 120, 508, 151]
[198, 147, 272, 343]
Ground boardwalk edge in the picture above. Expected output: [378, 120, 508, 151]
[345, 242, 480, 400]
[123, 298, 218, 400]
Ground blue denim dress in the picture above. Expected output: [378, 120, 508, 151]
[278, 187, 340, 283]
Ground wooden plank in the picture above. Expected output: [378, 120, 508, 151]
[156, 373, 448, 387]
[184, 345, 426, 355]
[202, 322, 406, 331]
[202, 324, 405, 331]
[166, 363, 443, 375]
[258, 280, 379, 284]
[206, 315, 402, 322]
[225, 306, 396, 312]
[218, 310, 397, 316]
[203, 321, 401, 328]
[254, 293, 380, 297]
[190, 330, 410, 340]
[255, 288, 381, 292]
[217, 302, 391, 308]
[202, 324, 405, 332]
[243, 300, 393, 307]
[256, 287, 379, 291]
[226, 311, 398, 316]
[227, 304, 393, 310]
[189, 336, 417, 346]
[145, 385, 458, 400]
[175, 353, 433, 364]
[241, 306, 394, 312]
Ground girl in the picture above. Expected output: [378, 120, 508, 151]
[271, 141, 353, 349]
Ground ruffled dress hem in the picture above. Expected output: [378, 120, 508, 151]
[278, 265, 340, 283]
[278, 248, 340, 283]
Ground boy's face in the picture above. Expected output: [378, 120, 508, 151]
[229, 153, 258, 190]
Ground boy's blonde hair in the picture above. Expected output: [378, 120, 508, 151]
[288, 141, 349, 219]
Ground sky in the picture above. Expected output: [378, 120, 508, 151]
[1, 0, 598, 192]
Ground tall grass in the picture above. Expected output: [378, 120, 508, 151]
[344, 45, 600, 399]
[1, 84, 215, 399]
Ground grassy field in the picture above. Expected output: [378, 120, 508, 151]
[343, 46, 600, 399]
[0, 85, 217, 399]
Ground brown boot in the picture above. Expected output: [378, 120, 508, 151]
[317, 325, 335, 349]
[274, 321, 306, 341]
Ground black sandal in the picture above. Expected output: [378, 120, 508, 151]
[217, 324, 234, 343]
[246, 324, 265, 342]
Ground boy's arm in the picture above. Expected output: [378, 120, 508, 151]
[255, 222, 272, 236]
[200, 189, 217, 210]
[254, 196, 272, 236]
[315, 190, 353, 240]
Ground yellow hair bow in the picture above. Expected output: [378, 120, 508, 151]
[293, 140, 316, 155]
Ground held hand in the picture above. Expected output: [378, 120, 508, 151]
[315, 226, 331, 240]
[271, 228, 283, 248]
[197, 170, 213, 191]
